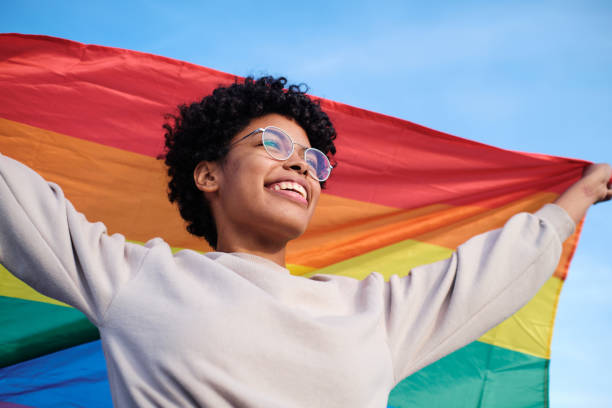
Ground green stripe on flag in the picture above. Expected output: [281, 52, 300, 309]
[388, 340, 548, 407]
[0, 296, 99, 367]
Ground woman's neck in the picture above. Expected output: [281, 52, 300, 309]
[215, 236, 287, 267]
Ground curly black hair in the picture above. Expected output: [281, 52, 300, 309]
[161, 76, 337, 249]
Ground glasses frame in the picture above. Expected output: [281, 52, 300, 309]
[231, 126, 333, 182]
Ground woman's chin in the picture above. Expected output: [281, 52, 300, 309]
[272, 221, 309, 244]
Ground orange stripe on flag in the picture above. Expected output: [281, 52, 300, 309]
[0, 117, 580, 281]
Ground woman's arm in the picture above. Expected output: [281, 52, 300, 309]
[554, 163, 612, 224]
[384, 203, 574, 382]
[0, 153, 150, 325]
[385, 163, 610, 382]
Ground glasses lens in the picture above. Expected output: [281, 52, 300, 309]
[262, 127, 293, 160]
[305, 148, 331, 181]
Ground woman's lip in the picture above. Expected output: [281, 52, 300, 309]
[265, 179, 309, 200]
[265, 186, 308, 206]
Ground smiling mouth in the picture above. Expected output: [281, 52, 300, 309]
[265, 181, 308, 205]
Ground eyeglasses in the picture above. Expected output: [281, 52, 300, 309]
[231, 126, 333, 182]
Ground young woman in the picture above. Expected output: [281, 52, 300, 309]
[0, 77, 610, 407]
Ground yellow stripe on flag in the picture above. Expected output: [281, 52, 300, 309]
[478, 276, 563, 359]
[0, 264, 70, 307]
[302, 239, 454, 281]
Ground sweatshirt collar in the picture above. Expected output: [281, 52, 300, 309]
[212, 252, 291, 274]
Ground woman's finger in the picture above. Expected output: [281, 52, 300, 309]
[595, 186, 612, 204]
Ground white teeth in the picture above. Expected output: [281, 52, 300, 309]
[270, 181, 307, 200]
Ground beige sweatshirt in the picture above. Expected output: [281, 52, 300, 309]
[0, 153, 575, 407]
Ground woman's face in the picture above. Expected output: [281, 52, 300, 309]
[199, 113, 322, 248]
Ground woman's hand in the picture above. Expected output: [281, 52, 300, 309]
[554, 163, 612, 224]
[582, 163, 612, 204]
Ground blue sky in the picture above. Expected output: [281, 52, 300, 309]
[3, 0, 611, 405]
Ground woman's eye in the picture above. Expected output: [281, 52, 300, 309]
[264, 141, 281, 149]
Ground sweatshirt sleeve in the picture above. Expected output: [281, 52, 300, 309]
[384, 203, 575, 382]
[0, 153, 150, 326]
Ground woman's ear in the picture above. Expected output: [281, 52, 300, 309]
[194, 161, 220, 193]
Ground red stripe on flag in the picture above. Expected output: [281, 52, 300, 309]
[0, 34, 589, 209]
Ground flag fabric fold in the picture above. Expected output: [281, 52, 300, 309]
[0, 33, 588, 407]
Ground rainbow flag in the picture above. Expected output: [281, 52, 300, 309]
[0, 34, 588, 407]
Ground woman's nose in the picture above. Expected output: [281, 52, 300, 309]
[284, 148, 309, 176]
